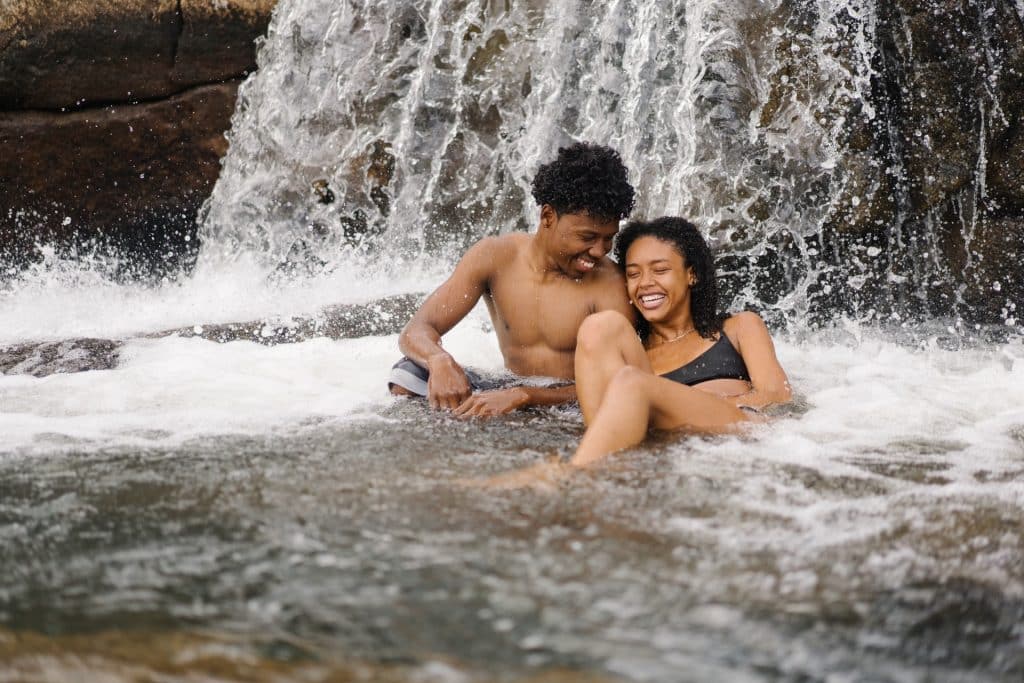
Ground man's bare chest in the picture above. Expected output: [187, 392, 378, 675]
[486, 277, 598, 349]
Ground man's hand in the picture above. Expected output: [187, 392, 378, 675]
[426, 354, 473, 410]
[452, 388, 530, 418]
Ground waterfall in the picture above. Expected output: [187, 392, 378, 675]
[197, 0, 1020, 331]
[197, 1, 870, 319]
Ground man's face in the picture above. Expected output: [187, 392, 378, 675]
[546, 209, 620, 278]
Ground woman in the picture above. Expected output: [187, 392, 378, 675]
[570, 216, 791, 466]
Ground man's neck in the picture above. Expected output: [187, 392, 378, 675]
[526, 232, 572, 281]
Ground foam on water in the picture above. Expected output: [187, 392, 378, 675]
[0, 252, 441, 344]
[0, 303, 504, 457]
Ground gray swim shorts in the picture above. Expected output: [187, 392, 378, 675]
[387, 357, 495, 396]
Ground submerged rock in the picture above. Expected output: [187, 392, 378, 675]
[0, 293, 422, 378]
[0, 339, 121, 377]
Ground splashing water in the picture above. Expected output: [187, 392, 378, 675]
[200, 0, 881, 319]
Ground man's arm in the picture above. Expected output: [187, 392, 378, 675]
[399, 237, 500, 410]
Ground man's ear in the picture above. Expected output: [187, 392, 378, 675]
[539, 204, 558, 231]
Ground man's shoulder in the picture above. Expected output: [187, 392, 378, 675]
[588, 257, 627, 287]
[465, 232, 528, 259]
[459, 233, 529, 274]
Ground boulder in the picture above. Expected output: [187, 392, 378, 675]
[0, 0, 276, 272]
[0, 82, 239, 273]
[810, 0, 1024, 322]
[0, 0, 275, 109]
[0, 293, 423, 378]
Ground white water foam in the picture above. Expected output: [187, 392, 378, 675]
[3, 299, 1022, 476]
[0, 303, 502, 457]
[0, 253, 443, 345]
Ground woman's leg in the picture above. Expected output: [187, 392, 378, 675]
[574, 311, 651, 425]
[572, 367, 750, 466]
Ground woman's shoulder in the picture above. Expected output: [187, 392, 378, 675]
[721, 311, 770, 345]
[723, 310, 765, 329]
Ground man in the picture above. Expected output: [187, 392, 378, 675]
[389, 142, 636, 417]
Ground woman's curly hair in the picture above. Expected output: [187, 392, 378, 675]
[613, 216, 724, 341]
[531, 143, 635, 221]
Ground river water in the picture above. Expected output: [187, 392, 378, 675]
[3, 0, 1024, 681]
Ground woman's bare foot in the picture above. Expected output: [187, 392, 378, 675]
[459, 457, 572, 493]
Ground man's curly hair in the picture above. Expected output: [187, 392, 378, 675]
[531, 143, 635, 221]
[613, 216, 725, 341]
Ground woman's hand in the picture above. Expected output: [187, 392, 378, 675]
[727, 312, 792, 407]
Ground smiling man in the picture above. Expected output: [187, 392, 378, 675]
[389, 142, 636, 417]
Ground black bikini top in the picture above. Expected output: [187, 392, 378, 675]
[659, 334, 751, 386]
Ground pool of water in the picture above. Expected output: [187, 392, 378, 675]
[2, 303, 1022, 681]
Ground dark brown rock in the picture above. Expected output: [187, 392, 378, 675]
[0, 0, 275, 110]
[0, 82, 240, 270]
[810, 0, 1024, 322]
[174, 1, 278, 89]
[958, 218, 1024, 323]
[0, 0, 277, 272]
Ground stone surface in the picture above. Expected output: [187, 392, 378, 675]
[0, 82, 240, 272]
[812, 0, 1024, 322]
[0, 0, 275, 109]
[0, 338, 121, 376]
[0, 0, 277, 272]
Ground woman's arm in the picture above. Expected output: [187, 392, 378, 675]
[724, 312, 792, 409]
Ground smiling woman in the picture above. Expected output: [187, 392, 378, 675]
[570, 216, 792, 465]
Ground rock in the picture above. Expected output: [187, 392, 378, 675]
[162, 293, 422, 344]
[957, 218, 1024, 324]
[0, 0, 277, 273]
[0, 339, 120, 377]
[0, 82, 241, 273]
[173, 1, 278, 88]
[807, 0, 1024, 322]
[0, 0, 275, 109]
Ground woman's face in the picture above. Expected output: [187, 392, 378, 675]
[624, 236, 694, 323]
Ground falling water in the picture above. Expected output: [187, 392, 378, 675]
[199, 0, 869, 318]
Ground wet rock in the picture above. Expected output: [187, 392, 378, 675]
[957, 217, 1024, 323]
[0, 83, 240, 274]
[0, 293, 423, 378]
[809, 0, 1024, 322]
[312, 179, 335, 205]
[870, 579, 1024, 673]
[0, 339, 120, 377]
[0, 0, 276, 109]
[0, 0, 277, 273]
[164, 293, 422, 345]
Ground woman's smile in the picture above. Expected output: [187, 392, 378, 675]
[637, 292, 667, 310]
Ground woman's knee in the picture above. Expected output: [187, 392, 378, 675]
[576, 311, 634, 355]
[607, 365, 650, 396]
